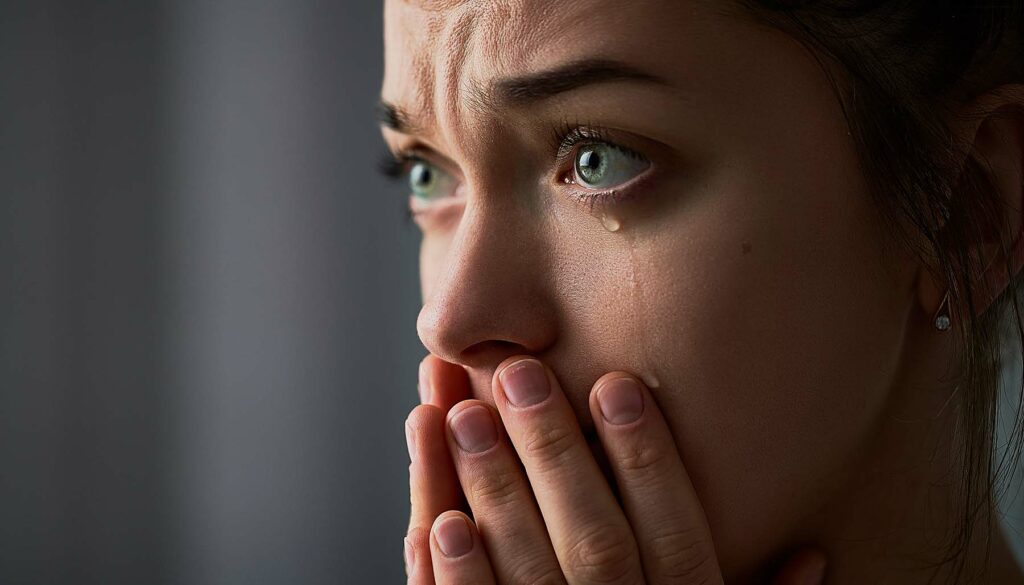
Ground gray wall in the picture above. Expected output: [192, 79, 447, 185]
[3, 2, 419, 584]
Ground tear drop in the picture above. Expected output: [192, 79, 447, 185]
[641, 372, 660, 389]
[601, 214, 621, 232]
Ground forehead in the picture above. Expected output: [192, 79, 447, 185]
[381, 0, 713, 133]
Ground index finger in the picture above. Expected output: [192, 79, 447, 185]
[492, 357, 645, 585]
[589, 373, 724, 585]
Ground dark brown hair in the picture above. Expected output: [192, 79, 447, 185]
[737, 1, 1024, 582]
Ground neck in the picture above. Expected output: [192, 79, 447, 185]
[795, 330, 1024, 584]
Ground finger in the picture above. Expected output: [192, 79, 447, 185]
[770, 547, 827, 585]
[420, 354, 472, 412]
[407, 404, 464, 534]
[429, 511, 497, 585]
[444, 400, 566, 584]
[492, 356, 645, 585]
[406, 526, 436, 585]
[589, 374, 725, 585]
[406, 360, 471, 582]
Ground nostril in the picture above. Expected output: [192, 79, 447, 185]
[458, 339, 527, 370]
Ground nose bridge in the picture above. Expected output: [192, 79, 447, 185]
[417, 199, 557, 368]
[414, 8, 559, 367]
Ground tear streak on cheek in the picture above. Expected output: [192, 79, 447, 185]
[615, 219, 662, 392]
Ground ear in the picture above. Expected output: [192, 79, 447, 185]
[917, 84, 1024, 324]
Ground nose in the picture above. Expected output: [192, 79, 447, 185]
[416, 200, 558, 370]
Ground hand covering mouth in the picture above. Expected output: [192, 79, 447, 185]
[585, 429, 623, 506]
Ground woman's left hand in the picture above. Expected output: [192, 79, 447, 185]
[404, 355, 827, 584]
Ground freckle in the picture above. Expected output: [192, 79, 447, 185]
[742, 241, 752, 254]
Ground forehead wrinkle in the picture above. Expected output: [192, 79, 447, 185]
[386, 1, 443, 129]
[409, 52, 434, 125]
[389, 0, 635, 142]
[458, 0, 575, 123]
[431, 7, 486, 152]
[476, 0, 563, 73]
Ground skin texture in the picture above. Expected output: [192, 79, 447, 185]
[380, 0, 1024, 582]
[405, 356, 829, 584]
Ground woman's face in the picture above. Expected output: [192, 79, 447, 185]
[381, 0, 920, 575]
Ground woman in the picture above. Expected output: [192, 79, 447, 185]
[379, 1, 1024, 583]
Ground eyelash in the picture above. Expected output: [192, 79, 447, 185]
[378, 151, 419, 181]
[546, 118, 647, 211]
[377, 152, 421, 224]
[378, 119, 648, 216]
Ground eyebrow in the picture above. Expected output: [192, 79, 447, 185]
[375, 100, 420, 134]
[376, 58, 671, 133]
[491, 58, 670, 104]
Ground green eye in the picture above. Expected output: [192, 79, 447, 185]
[573, 144, 649, 190]
[409, 160, 456, 201]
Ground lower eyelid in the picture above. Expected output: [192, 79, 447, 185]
[411, 195, 465, 230]
[560, 164, 656, 210]
[564, 189, 620, 212]
[407, 181, 466, 217]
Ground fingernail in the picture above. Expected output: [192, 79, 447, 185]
[405, 420, 415, 461]
[403, 536, 414, 572]
[418, 360, 431, 404]
[499, 358, 549, 407]
[449, 405, 497, 453]
[435, 516, 473, 558]
[597, 377, 644, 425]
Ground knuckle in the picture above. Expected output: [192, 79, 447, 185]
[405, 403, 442, 433]
[522, 423, 577, 466]
[562, 524, 637, 584]
[646, 525, 720, 583]
[406, 525, 432, 552]
[504, 560, 566, 585]
[616, 441, 671, 477]
[466, 464, 522, 509]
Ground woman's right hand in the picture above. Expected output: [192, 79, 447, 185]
[404, 354, 828, 584]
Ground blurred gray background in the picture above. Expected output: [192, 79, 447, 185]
[1, 2, 1022, 585]
[3, 1, 419, 583]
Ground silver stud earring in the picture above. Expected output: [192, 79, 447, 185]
[933, 289, 951, 331]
